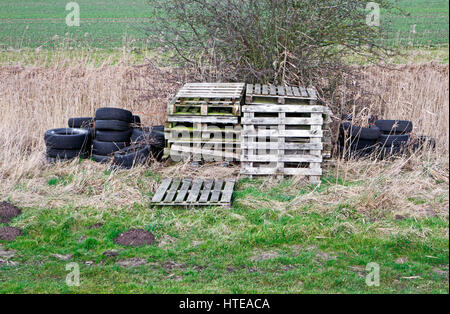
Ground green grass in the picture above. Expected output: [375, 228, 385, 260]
[1, 177, 448, 293]
[0, 0, 448, 49]
[382, 0, 449, 46]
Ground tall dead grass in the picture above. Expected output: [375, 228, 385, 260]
[359, 63, 449, 152]
[0, 56, 448, 217]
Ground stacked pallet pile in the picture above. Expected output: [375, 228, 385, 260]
[164, 83, 245, 162]
[241, 84, 327, 183]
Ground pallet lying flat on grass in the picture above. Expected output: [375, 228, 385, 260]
[151, 178, 236, 207]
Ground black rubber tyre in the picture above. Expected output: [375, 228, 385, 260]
[92, 140, 129, 156]
[131, 128, 148, 143]
[96, 129, 132, 142]
[92, 154, 112, 163]
[339, 122, 381, 140]
[341, 114, 353, 121]
[46, 148, 89, 159]
[412, 135, 437, 151]
[150, 145, 164, 161]
[150, 126, 165, 148]
[44, 128, 90, 150]
[132, 115, 141, 126]
[378, 134, 410, 147]
[113, 145, 150, 169]
[95, 107, 132, 122]
[68, 117, 94, 128]
[95, 120, 130, 131]
[375, 120, 413, 134]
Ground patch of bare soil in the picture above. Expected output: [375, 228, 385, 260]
[114, 229, 155, 247]
[0, 226, 22, 241]
[0, 201, 21, 224]
[162, 261, 185, 271]
[116, 258, 147, 267]
[315, 251, 337, 262]
[249, 250, 280, 261]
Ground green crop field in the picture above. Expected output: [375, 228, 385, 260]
[0, 0, 448, 49]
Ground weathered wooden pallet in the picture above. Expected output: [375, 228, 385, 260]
[168, 83, 245, 117]
[176, 83, 245, 99]
[240, 103, 324, 183]
[246, 84, 318, 105]
[151, 178, 236, 207]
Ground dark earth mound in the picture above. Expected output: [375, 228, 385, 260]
[0, 202, 21, 224]
[114, 229, 155, 247]
[0, 227, 22, 241]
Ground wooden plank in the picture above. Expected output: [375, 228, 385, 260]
[241, 155, 322, 163]
[300, 87, 308, 97]
[167, 116, 238, 124]
[277, 86, 285, 96]
[247, 84, 253, 96]
[220, 180, 235, 203]
[199, 179, 214, 203]
[306, 88, 317, 100]
[269, 85, 277, 95]
[285, 86, 293, 96]
[163, 179, 181, 203]
[175, 179, 192, 203]
[255, 84, 261, 94]
[241, 167, 322, 176]
[292, 87, 300, 97]
[210, 180, 224, 203]
[241, 117, 323, 125]
[242, 129, 323, 138]
[241, 142, 323, 150]
[187, 179, 203, 203]
[152, 178, 172, 203]
[242, 105, 324, 113]
[262, 85, 268, 95]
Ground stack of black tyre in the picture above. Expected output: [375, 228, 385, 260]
[338, 117, 381, 158]
[338, 115, 414, 159]
[92, 108, 133, 163]
[44, 128, 91, 163]
[374, 120, 413, 158]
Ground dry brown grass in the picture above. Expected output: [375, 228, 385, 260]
[0, 56, 448, 218]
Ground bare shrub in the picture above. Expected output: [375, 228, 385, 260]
[146, 0, 396, 86]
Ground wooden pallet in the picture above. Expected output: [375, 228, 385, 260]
[246, 84, 318, 105]
[240, 104, 324, 182]
[151, 178, 236, 207]
[168, 83, 245, 117]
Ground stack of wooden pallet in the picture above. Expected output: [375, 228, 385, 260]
[164, 83, 245, 162]
[241, 84, 327, 183]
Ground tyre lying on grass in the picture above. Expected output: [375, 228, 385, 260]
[44, 128, 91, 162]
